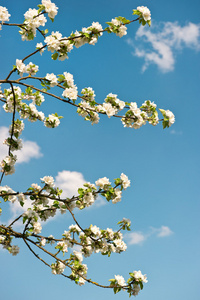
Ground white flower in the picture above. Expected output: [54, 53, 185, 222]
[78, 277, 86, 286]
[112, 188, 122, 204]
[83, 192, 95, 207]
[57, 241, 68, 253]
[120, 173, 130, 189]
[95, 177, 111, 189]
[24, 8, 47, 29]
[63, 72, 74, 87]
[44, 114, 60, 128]
[165, 110, 175, 126]
[17, 193, 26, 204]
[69, 224, 81, 233]
[26, 62, 39, 75]
[40, 175, 55, 187]
[24, 209, 39, 220]
[45, 73, 58, 87]
[36, 42, 45, 55]
[0, 6, 11, 22]
[74, 30, 87, 48]
[122, 218, 131, 226]
[0, 185, 17, 203]
[51, 261, 65, 275]
[42, 0, 58, 19]
[9, 245, 20, 256]
[132, 270, 148, 283]
[130, 102, 141, 116]
[89, 37, 98, 45]
[0, 235, 5, 242]
[37, 111, 45, 121]
[44, 34, 60, 52]
[40, 238, 46, 246]
[132, 284, 141, 296]
[115, 275, 126, 286]
[16, 59, 26, 76]
[73, 250, 83, 262]
[106, 228, 114, 239]
[33, 222, 42, 234]
[0, 155, 17, 175]
[114, 239, 127, 252]
[90, 225, 101, 237]
[116, 25, 127, 38]
[102, 102, 117, 118]
[91, 22, 103, 33]
[115, 99, 126, 110]
[110, 18, 120, 26]
[62, 87, 78, 100]
[137, 6, 151, 21]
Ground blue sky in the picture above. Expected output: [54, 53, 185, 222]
[0, 0, 200, 299]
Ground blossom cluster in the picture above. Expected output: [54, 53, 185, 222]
[2, 85, 61, 127]
[0, 233, 20, 256]
[76, 88, 175, 129]
[159, 109, 175, 128]
[109, 269, 148, 296]
[44, 31, 73, 61]
[19, 0, 58, 41]
[40, 0, 58, 19]
[0, 6, 11, 24]
[50, 221, 130, 285]
[133, 6, 151, 26]
[42, 17, 130, 61]
[16, 59, 39, 77]
[107, 17, 128, 37]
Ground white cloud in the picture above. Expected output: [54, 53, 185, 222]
[127, 21, 200, 72]
[170, 129, 183, 135]
[55, 170, 86, 198]
[156, 225, 173, 237]
[126, 225, 173, 245]
[17, 141, 43, 163]
[0, 126, 43, 163]
[127, 232, 146, 245]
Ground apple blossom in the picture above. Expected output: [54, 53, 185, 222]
[115, 275, 126, 287]
[45, 73, 58, 87]
[137, 6, 151, 22]
[42, 0, 58, 19]
[0, 6, 11, 23]
[120, 173, 131, 189]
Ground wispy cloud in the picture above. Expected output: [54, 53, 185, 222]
[0, 126, 43, 163]
[170, 129, 183, 135]
[127, 232, 146, 245]
[156, 225, 173, 237]
[127, 21, 200, 72]
[126, 225, 173, 245]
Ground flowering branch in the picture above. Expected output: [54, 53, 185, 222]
[0, 1, 173, 297]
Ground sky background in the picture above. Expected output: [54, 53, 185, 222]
[0, 0, 200, 299]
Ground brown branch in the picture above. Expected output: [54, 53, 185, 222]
[0, 83, 16, 185]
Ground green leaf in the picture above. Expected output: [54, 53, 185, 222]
[51, 52, 58, 60]
[147, 20, 151, 27]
